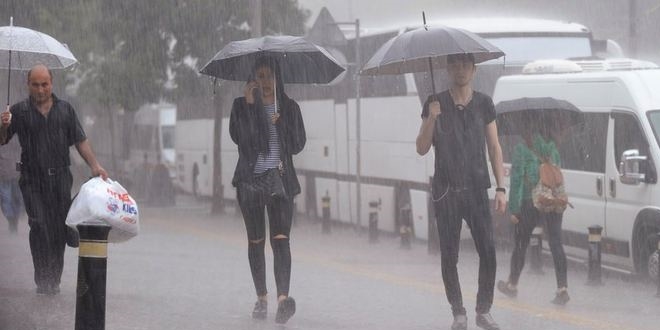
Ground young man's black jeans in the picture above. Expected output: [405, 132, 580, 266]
[508, 199, 567, 289]
[434, 188, 496, 316]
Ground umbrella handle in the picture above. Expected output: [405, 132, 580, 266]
[6, 49, 10, 106]
[428, 58, 437, 99]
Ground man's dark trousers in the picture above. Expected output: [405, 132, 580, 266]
[434, 188, 496, 316]
[19, 168, 73, 289]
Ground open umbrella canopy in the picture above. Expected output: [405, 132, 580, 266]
[0, 23, 78, 70]
[199, 35, 345, 84]
[360, 25, 504, 76]
[0, 17, 78, 105]
[495, 97, 584, 136]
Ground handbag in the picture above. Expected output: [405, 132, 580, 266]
[240, 168, 287, 203]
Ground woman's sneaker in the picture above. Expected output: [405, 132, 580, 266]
[252, 299, 267, 319]
[496, 280, 518, 298]
[275, 297, 296, 324]
[552, 289, 570, 305]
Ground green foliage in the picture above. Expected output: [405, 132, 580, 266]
[0, 0, 310, 113]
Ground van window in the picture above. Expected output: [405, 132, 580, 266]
[613, 113, 650, 170]
[648, 110, 660, 147]
[557, 113, 608, 173]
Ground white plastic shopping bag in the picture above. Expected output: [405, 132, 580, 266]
[66, 177, 139, 243]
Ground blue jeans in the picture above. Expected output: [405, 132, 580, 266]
[0, 177, 23, 221]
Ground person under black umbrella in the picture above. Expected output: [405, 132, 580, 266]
[229, 55, 305, 324]
[416, 53, 506, 330]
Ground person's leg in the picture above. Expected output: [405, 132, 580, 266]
[267, 196, 296, 324]
[46, 171, 73, 290]
[237, 188, 268, 298]
[10, 178, 23, 232]
[507, 201, 537, 286]
[0, 180, 19, 233]
[466, 190, 497, 315]
[267, 197, 293, 299]
[545, 212, 568, 289]
[435, 192, 466, 317]
[20, 175, 50, 291]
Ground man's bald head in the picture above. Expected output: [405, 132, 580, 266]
[27, 64, 53, 105]
[27, 64, 53, 83]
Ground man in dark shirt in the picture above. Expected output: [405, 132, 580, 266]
[0, 64, 108, 295]
[417, 54, 506, 330]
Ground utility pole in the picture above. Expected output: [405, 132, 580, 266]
[250, 0, 263, 38]
[333, 19, 361, 230]
[629, 0, 637, 57]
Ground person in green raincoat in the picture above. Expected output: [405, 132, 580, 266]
[497, 122, 570, 305]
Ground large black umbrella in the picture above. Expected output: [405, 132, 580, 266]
[360, 14, 504, 94]
[199, 35, 345, 84]
[495, 97, 584, 136]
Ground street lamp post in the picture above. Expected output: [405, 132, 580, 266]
[334, 19, 362, 230]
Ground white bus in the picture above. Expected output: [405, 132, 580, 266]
[128, 102, 177, 179]
[182, 15, 624, 244]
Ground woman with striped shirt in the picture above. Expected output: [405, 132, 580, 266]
[229, 56, 306, 324]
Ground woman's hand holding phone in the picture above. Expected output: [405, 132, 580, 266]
[244, 80, 260, 105]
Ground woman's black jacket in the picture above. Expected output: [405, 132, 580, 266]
[229, 95, 306, 197]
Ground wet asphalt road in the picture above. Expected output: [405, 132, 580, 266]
[1, 195, 659, 330]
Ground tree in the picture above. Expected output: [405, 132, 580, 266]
[0, 1, 310, 207]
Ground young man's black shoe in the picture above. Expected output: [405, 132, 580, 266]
[275, 297, 296, 324]
[476, 313, 501, 330]
[252, 299, 267, 319]
[551, 289, 570, 305]
[36, 286, 48, 295]
[36, 284, 60, 296]
[451, 314, 467, 330]
[497, 280, 518, 298]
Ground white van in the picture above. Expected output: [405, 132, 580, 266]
[493, 58, 660, 278]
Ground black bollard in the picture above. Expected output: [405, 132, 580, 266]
[586, 225, 604, 286]
[528, 225, 544, 274]
[656, 232, 660, 298]
[368, 199, 381, 243]
[321, 193, 331, 234]
[399, 203, 413, 249]
[75, 221, 112, 330]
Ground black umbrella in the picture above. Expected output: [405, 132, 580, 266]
[495, 97, 584, 136]
[360, 12, 504, 94]
[199, 35, 345, 84]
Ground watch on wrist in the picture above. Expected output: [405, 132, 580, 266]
[495, 187, 506, 193]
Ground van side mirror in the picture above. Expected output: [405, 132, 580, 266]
[619, 149, 647, 185]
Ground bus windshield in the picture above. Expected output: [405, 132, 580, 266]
[482, 36, 592, 65]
